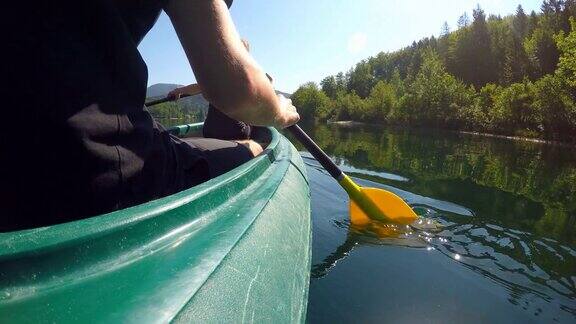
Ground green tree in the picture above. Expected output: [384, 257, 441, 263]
[472, 83, 502, 129]
[448, 7, 499, 88]
[470, 5, 497, 87]
[532, 74, 576, 139]
[555, 17, 576, 88]
[333, 91, 368, 121]
[458, 12, 470, 28]
[528, 10, 540, 36]
[488, 17, 514, 83]
[366, 81, 397, 122]
[389, 69, 406, 97]
[438, 22, 451, 65]
[491, 81, 537, 132]
[447, 27, 473, 82]
[513, 5, 529, 39]
[503, 31, 531, 83]
[441, 21, 450, 37]
[526, 2, 563, 76]
[320, 76, 338, 99]
[400, 49, 473, 126]
[291, 82, 332, 121]
[347, 61, 375, 98]
[335, 72, 348, 92]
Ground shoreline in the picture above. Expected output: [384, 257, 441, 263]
[327, 120, 366, 127]
[327, 120, 576, 147]
[458, 131, 576, 147]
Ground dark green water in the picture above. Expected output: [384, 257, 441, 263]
[299, 124, 576, 323]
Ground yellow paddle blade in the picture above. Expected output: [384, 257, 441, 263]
[350, 187, 418, 226]
[338, 174, 417, 225]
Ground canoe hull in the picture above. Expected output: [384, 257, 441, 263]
[174, 143, 311, 323]
[0, 126, 311, 323]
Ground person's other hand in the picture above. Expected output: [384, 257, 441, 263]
[274, 94, 300, 129]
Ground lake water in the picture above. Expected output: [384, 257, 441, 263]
[295, 124, 576, 323]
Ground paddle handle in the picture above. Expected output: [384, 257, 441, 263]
[145, 94, 191, 107]
[287, 125, 343, 180]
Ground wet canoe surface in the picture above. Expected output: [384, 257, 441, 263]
[0, 125, 311, 323]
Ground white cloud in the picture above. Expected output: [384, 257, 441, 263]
[347, 32, 367, 54]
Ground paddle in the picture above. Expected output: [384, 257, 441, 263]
[286, 125, 417, 225]
[146, 95, 418, 225]
[145, 94, 191, 106]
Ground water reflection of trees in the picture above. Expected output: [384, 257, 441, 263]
[298, 124, 576, 245]
[300, 124, 576, 319]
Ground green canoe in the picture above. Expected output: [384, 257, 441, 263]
[0, 124, 311, 323]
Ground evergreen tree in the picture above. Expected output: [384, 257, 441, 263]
[458, 12, 471, 28]
[441, 22, 450, 37]
[447, 28, 471, 82]
[503, 34, 530, 84]
[438, 22, 451, 66]
[528, 11, 540, 35]
[501, 5, 531, 83]
[543, 0, 564, 15]
[513, 5, 529, 39]
[526, 15, 561, 76]
[335, 72, 348, 93]
[487, 17, 512, 82]
[470, 5, 497, 87]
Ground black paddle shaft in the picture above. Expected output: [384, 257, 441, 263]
[145, 94, 191, 107]
[287, 125, 343, 180]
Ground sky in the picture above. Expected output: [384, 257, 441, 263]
[139, 0, 543, 93]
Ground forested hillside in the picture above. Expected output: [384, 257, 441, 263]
[292, 1, 576, 142]
[146, 83, 183, 98]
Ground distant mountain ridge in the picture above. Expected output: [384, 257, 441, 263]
[146, 83, 183, 98]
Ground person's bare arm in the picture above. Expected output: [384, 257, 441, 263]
[164, 0, 299, 128]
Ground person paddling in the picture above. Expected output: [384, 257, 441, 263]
[1, 0, 299, 231]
